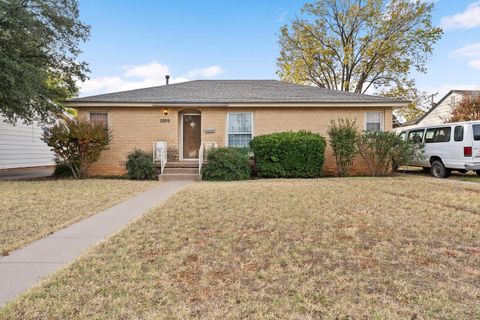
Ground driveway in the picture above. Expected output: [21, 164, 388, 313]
[397, 166, 479, 182]
[0, 166, 54, 180]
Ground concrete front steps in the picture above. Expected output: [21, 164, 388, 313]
[159, 161, 201, 181]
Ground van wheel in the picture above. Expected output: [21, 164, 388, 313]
[476, 170, 480, 176]
[431, 160, 450, 178]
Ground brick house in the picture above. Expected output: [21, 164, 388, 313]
[65, 80, 406, 178]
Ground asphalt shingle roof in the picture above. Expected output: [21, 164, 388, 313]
[69, 80, 406, 105]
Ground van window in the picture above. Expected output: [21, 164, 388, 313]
[399, 131, 407, 140]
[425, 127, 451, 143]
[473, 124, 480, 141]
[407, 129, 424, 143]
[454, 126, 464, 142]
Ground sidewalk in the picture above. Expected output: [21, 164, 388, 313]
[0, 180, 192, 307]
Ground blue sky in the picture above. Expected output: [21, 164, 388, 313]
[77, 0, 480, 101]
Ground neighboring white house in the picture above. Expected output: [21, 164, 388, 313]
[398, 90, 480, 131]
[0, 115, 55, 170]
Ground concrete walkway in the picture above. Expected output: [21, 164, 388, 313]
[0, 180, 192, 307]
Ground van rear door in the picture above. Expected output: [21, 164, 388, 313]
[472, 124, 480, 161]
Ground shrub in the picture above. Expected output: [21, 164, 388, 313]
[392, 137, 426, 171]
[43, 118, 111, 179]
[250, 131, 326, 178]
[356, 131, 424, 176]
[201, 147, 251, 181]
[125, 149, 156, 180]
[327, 119, 359, 176]
[53, 160, 75, 177]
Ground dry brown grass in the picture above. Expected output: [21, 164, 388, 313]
[0, 179, 157, 255]
[1, 176, 479, 319]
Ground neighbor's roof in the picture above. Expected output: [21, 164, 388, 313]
[399, 89, 480, 127]
[67, 80, 407, 106]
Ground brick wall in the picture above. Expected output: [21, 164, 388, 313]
[77, 106, 393, 175]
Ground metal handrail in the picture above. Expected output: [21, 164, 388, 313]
[198, 142, 218, 174]
[153, 141, 167, 175]
[198, 145, 204, 174]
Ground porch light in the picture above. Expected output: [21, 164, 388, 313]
[163, 108, 168, 115]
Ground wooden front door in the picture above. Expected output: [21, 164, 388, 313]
[182, 115, 201, 159]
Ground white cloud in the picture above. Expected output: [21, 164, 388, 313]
[441, 1, 480, 30]
[185, 65, 223, 78]
[79, 61, 224, 96]
[122, 60, 170, 80]
[468, 59, 480, 70]
[451, 42, 480, 70]
[452, 42, 480, 57]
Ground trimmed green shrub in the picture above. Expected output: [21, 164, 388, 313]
[201, 147, 251, 181]
[250, 131, 326, 178]
[125, 149, 156, 180]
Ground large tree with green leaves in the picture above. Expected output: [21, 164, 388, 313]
[277, 0, 442, 115]
[0, 0, 90, 124]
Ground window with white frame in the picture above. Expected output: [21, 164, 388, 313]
[365, 112, 384, 131]
[227, 112, 253, 147]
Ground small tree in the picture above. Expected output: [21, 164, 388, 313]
[43, 119, 111, 178]
[448, 94, 480, 122]
[327, 119, 359, 176]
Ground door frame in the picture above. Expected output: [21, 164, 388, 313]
[179, 113, 201, 161]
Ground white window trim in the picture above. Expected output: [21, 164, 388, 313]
[226, 112, 254, 147]
[86, 111, 110, 129]
[364, 111, 384, 131]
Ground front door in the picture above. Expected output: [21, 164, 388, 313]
[182, 115, 201, 159]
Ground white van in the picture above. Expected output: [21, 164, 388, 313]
[399, 121, 480, 178]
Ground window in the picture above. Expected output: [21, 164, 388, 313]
[473, 124, 480, 141]
[425, 127, 451, 143]
[407, 129, 424, 143]
[227, 112, 253, 147]
[365, 112, 384, 131]
[454, 126, 464, 142]
[399, 131, 407, 140]
[89, 112, 108, 129]
[450, 96, 456, 106]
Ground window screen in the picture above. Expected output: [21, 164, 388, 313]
[228, 113, 252, 147]
[89, 112, 108, 129]
[365, 112, 383, 131]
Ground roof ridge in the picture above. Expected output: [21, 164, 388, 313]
[68, 79, 408, 104]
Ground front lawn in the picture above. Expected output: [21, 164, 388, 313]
[1, 177, 479, 319]
[0, 179, 157, 255]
